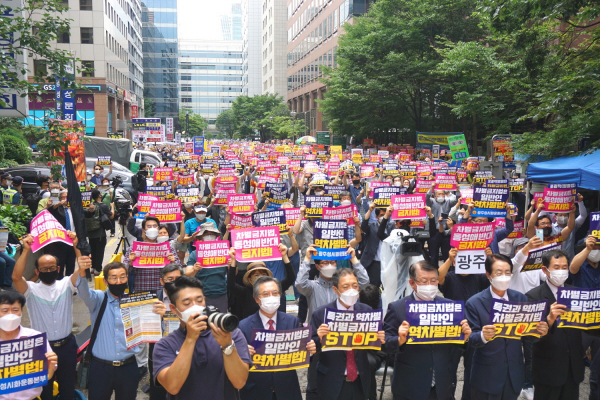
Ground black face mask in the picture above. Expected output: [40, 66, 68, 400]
[38, 270, 58, 285]
[542, 227, 553, 237]
[163, 281, 175, 296]
[139, 170, 148, 177]
[108, 282, 128, 297]
[352, 180, 360, 185]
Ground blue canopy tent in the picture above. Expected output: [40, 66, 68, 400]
[526, 150, 600, 190]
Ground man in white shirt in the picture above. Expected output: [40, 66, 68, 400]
[0, 291, 57, 400]
[11, 234, 80, 400]
[509, 236, 546, 295]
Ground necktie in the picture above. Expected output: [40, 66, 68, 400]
[267, 320, 275, 331]
[65, 209, 71, 231]
[346, 350, 358, 382]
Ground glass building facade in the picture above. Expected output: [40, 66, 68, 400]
[179, 40, 243, 131]
[142, 0, 179, 122]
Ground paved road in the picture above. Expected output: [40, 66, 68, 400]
[19, 229, 594, 399]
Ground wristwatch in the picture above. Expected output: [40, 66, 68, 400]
[222, 341, 236, 355]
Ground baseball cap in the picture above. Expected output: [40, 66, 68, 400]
[194, 206, 208, 213]
[12, 176, 23, 185]
[0, 173, 12, 180]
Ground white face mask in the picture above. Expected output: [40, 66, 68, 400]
[490, 275, 511, 291]
[184, 203, 193, 209]
[556, 216, 568, 225]
[50, 189, 60, 196]
[145, 227, 159, 240]
[340, 200, 351, 206]
[157, 236, 169, 243]
[260, 296, 280, 314]
[94, 170, 101, 175]
[436, 196, 445, 204]
[548, 270, 569, 286]
[196, 213, 206, 221]
[415, 285, 437, 301]
[394, 182, 402, 187]
[339, 288, 359, 306]
[589, 250, 600, 263]
[177, 304, 205, 322]
[0, 314, 21, 331]
[203, 175, 210, 180]
[203, 234, 217, 242]
[319, 264, 337, 278]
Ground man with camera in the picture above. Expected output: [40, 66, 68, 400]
[132, 163, 150, 201]
[153, 276, 251, 399]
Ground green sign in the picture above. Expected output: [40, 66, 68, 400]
[332, 136, 346, 149]
[447, 134, 469, 160]
[316, 131, 331, 146]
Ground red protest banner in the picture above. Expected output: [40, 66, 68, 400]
[148, 200, 182, 223]
[228, 194, 255, 214]
[543, 188, 573, 212]
[193, 240, 230, 268]
[390, 194, 427, 220]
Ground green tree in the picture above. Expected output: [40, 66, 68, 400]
[144, 97, 155, 118]
[230, 94, 285, 142]
[179, 110, 208, 137]
[319, 0, 484, 144]
[0, 0, 83, 108]
[215, 109, 235, 138]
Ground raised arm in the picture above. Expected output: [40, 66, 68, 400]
[438, 248, 457, 286]
[560, 203, 576, 241]
[527, 202, 544, 238]
[292, 205, 306, 235]
[570, 235, 596, 275]
[11, 235, 34, 294]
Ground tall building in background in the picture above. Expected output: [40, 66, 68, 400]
[142, 0, 179, 124]
[221, 3, 243, 41]
[286, 0, 374, 135]
[242, 0, 262, 96]
[26, 0, 144, 136]
[261, 0, 287, 99]
[179, 40, 243, 132]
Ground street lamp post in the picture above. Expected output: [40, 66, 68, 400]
[186, 109, 190, 137]
[269, 116, 273, 140]
[290, 110, 297, 143]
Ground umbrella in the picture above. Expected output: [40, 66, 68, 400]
[296, 136, 316, 144]
[65, 150, 91, 256]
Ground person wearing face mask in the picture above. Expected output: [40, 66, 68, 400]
[76, 260, 143, 400]
[227, 244, 296, 320]
[382, 260, 472, 400]
[90, 163, 113, 186]
[465, 254, 549, 400]
[124, 221, 182, 293]
[524, 249, 597, 400]
[153, 276, 251, 399]
[132, 162, 150, 201]
[549, 193, 587, 259]
[84, 189, 114, 277]
[360, 202, 387, 288]
[184, 222, 229, 312]
[462, 202, 516, 255]
[341, 172, 364, 208]
[11, 234, 79, 400]
[527, 202, 576, 248]
[238, 276, 317, 400]
[0, 291, 58, 400]
[310, 268, 385, 400]
[425, 184, 457, 265]
[98, 178, 116, 237]
[183, 206, 217, 252]
[570, 235, 600, 288]
[147, 263, 183, 400]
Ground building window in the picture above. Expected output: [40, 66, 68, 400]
[82, 61, 94, 77]
[80, 0, 92, 10]
[33, 60, 47, 77]
[181, 98, 191, 103]
[57, 29, 70, 43]
[60, 0, 68, 6]
[80, 27, 93, 44]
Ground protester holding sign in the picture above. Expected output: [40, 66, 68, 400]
[569, 235, 600, 289]
[508, 236, 548, 295]
[310, 268, 384, 400]
[239, 276, 316, 400]
[551, 193, 587, 259]
[526, 201, 576, 247]
[426, 183, 458, 264]
[11, 233, 80, 400]
[0, 291, 57, 399]
[461, 202, 515, 254]
[383, 260, 471, 400]
[524, 248, 598, 400]
[91, 161, 112, 186]
[465, 254, 548, 399]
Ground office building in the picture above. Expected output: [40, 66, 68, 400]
[142, 0, 179, 125]
[241, 0, 262, 96]
[26, 0, 144, 136]
[286, 0, 373, 135]
[262, 0, 287, 99]
[222, 3, 243, 41]
[179, 40, 243, 132]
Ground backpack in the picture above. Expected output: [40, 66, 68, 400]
[85, 203, 101, 232]
[25, 190, 47, 214]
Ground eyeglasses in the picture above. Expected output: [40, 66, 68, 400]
[319, 261, 336, 267]
[107, 275, 128, 283]
[415, 279, 439, 285]
[538, 222, 551, 227]
[38, 266, 58, 273]
[258, 291, 280, 298]
[163, 277, 179, 283]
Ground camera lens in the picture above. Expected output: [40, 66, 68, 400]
[207, 312, 239, 333]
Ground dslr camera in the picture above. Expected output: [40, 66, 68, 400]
[111, 175, 123, 188]
[203, 306, 239, 333]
